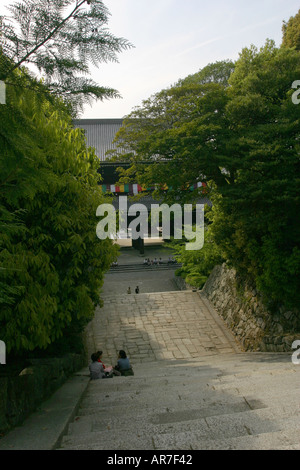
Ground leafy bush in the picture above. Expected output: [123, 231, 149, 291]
[171, 210, 225, 288]
[0, 69, 118, 355]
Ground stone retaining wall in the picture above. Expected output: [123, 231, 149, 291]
[201, 264, 299, 352]
[174, 275, 197, 292]
[0, 353, 85, 435]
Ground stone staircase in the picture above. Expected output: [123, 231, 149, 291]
[58, 288, 300, 450]
[58, 352, 300, 450]
[108, 262, 181, 274]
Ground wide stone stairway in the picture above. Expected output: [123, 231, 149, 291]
[58, 290, 300, 450]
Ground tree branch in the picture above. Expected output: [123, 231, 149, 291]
[4, 0, 87, 80]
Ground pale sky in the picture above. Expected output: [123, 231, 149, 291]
[1, 0, 299, 118]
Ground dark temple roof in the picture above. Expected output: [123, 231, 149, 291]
[73, 118, 124, 161]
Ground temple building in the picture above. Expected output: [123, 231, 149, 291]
[73, 118, 124, 161]
[73, 118, 210, 252]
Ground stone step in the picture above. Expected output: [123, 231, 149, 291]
[67, 398, 296, 436]
[79, 364, 298, 414]
[277, 443, 300, 450]
[107, 269, 179, 275]
[154, 428, 300, 451]
[83, 381, 298, 413]
[59, 428, 300, 450]
[71, 394, 264, 425]
[64, 355, 299, 449]
[60, 356, 300, 450]
[83, 380, 299, 410]
[60, 430, 154, 450]
[100, 289, 198, 299]
[60, 353, 299, 450]
[108, 263, 181, 273]
[60, 281, 299, 452]
[83, 365, 298, 393]
[82, 353, 295, 377]
[75, 396, 259, 419]
[60, 404, 299, 449]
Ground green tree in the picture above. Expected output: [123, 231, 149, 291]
[0, 69, 118, 355]
[170, 208, 225, 289]
[178, 60, 235, 87]
[212, 40, 300, 310]
[282, 9, 300, 50]
[111, 43, 300, 311]
[0, 0, 133, 113]
[109, 60, 234, 202]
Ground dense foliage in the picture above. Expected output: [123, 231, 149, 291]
[212, 41, 300, 310]
[282, 9, 300, 50]
[0, 69, 118, 355]
[110, 24, 300, 311]
[170, 211, 225, 289]
[0, 0, 130, 358]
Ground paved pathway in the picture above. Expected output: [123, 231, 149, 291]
[85, 290, 241, 366]
[59, 353, 300, 450]
[85, 244, 241, 365]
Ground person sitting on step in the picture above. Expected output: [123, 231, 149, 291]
[89, 353, 112, 380]
[114, 350, 134, 376]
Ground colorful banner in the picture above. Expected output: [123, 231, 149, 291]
[100, 182, 207, 195]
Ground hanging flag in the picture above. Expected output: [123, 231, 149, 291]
[100, 181, 207, 195]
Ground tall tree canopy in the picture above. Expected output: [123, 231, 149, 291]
[213, 40, 300, 310]
[109, 60, 235, 202]
[0, 0, 133, 113]
[282, 9, 300, 50]
[110, 41, 300, 311]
